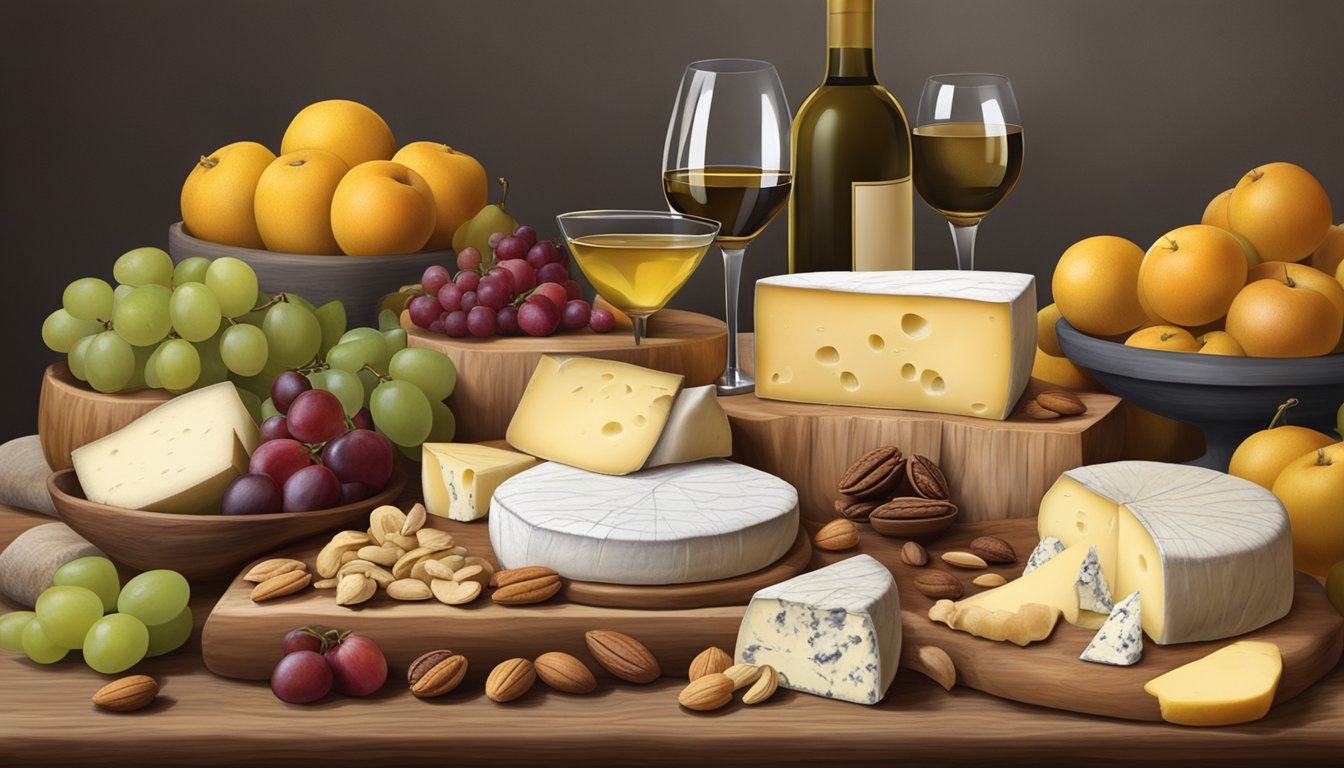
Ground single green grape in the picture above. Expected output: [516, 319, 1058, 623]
[67, 334, 96, 381]
[172, 256, 211, 286]
[35, 585, 104, 649]
[382, 328, 407, 355]
[63, 277, 114, 322]
[315, 300, 347, 357]
[319, 367, 363, 417]
[145, 606, 193, 657]
[41, 309, 103, 353]
[261, 397, 281, 421]
[388, 348, 456, 402]
[156, 338, 202, 391]
[377, 308, 400, 332]
[235, 386, 263, 425]
[112, 283, 173, 346]
[327, 335, 388, 374]
[284, 292, 315, 312]
[426, 399, 457, 443]
[85, 331, 136, 393]
[112, 284, 134, 313]
[82, 613, 149, 674]
[117, 570, 190, 626]
[144, 341, 166, 388]
[219, 323, 268, 376]
[192, 332, 230, 388]
[113, 247, 174, 287]
[169, 282, 222, 342]
[53, 556, 120, 613]
[358, 368, 379, 407]
[204, 257, 260, 318]
[370, 379, 432, 446]
[21, 619, 68, 664]
[122, 342, 155, 393]
[0, 611, 36, 652]
[262, 301, 321, 368]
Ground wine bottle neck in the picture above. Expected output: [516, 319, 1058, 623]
[825, 0, 877, 83]
[825, 48, 877, 83]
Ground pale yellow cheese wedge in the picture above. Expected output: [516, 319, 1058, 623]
[1143, 641, 1282, 726]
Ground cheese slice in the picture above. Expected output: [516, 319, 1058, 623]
[1038, 461, 1294, 645]
[71, 383, 260, 514]
[735, 554, 900, 705]
[505, 356, 731, 475]
[1081, 591, 1143, 666]
[1143, 641, 1282, 726]
[421, 443, 537, 521]
[1076, 546, 1114, 614]
[754, 271, 1036, 419]
[960, 538, 1114, 627]
[489, 459, 797, 585]
[1023, 536, 1065, 575]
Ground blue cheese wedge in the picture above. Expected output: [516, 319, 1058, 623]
[1076, 545, 1114, 614]
[1081, 591, 1143, 666]
[734, 554, 900, 705]
[1023, 536, 1065, 575]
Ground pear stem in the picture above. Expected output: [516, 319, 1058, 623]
[1318, 448, 1332, 467]
[199, 155, 219, 169]
[497, 177, 510, 210]
[1268, 398, 1299, 430]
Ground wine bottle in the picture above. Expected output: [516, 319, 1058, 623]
[789, 0, 912, 273]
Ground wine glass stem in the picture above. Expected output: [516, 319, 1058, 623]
[949, 221, 979, 271]
[631, 315, 648, 346]
[722, 245, 746, 384]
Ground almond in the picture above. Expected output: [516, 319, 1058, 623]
[688, 646, 732, 681]
[584, 629, 661, 683]
[392, 547, 436, 580]
[368, 505, 406, 545]
[415, 527, 454, 552]
[942, 551, 988, 569]
[1036, 389, 1086, 416]
[91, 675, 158, 712]
[384, 533, 420, 552]
[357, 545, 401, 567]
[387, 578, 433, 601]
[250, 570, 311, 602]
[534, 651, 597, 694]
[464, 556, 495, 577]
[312, 578, 338, 590]
[408, 650, 467, 698]
[337, 560, 394, 588]
[423, 559, 456, 581]
[400, 502, 427, 536]
[492, 573, 561, 605]
[430, 578, 481, 606]
[1024, 400, 1061, 420]
[335, 573, 376, 606]
[486, 658, 536, 702]
[969, 535, 1017, 564]
[973, 573, 1008, 588]
[912, 570, 963, 600]
[742, 664, 778, 705]
[678, 672, 733, 711]
[315, 531, 370, 577]
[438, 554, 467, 573]
[901, 541, 929, 567]
[813, 518, 859, 551]
[723, 663, 762, 691]
[243, 558, 307, 583]
[917, 646, 956, 691]
[494, 566, 558, 588]
[452, 564, 491, 588]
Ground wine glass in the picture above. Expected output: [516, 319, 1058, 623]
[556, 210, 719, 347]
[913, 73, 1023, 271]
[662, 58, 792, 395]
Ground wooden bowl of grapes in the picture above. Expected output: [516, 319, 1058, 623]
[167, 222, 450, 328]
[47, 467, 408, 582]
[1055, 319, 1344, 470]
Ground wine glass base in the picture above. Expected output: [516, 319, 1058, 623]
[716, 370, 755, 396]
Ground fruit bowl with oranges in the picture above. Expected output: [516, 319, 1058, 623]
[1049, 161, 1344, 469]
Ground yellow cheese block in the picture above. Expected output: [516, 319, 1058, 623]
[1143, 641, 1282, 726]
[421, 443, 537, 521]
[754, 271, 1036, 419]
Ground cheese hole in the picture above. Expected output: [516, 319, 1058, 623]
[1075, 520, 1088, 535]
[601, 421, 623, 437]
[867, 334, 885, 352]
[971, 402, 987, 414]
[900, 363, 917, 381]
[634, 414, 647, 427]
[623, 384, 633, 396]
[920, 369, 946, 395]
[840, 371, 859, 391]
[1137, 554, 1148, 574]
[462, 469, 475, 486]
[109, 449, 119, 456]
[653, 394, 674, 409]
[901, 313, 931, 339]
[815, 346, 839, 364]
[571, 385, 584, 394]
[600, 373, 614, 381]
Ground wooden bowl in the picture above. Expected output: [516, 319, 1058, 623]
[1056, 319, 1344, 470]
[867, 509, 959, 541]
[47, 467, 408, 582]
[167, 222, 449, 328]
[38, 362, 173, 471]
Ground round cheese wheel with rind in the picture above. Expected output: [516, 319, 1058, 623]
[489, 460, 799, 585]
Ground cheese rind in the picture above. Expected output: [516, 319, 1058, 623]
[489, 460, 798, 585]
[1081, 591, 1142, 666]
[1040, 461, 1294, 645]
[70, 383, 260, 514]
[735, 554, 901, 705]
[644, 385, 732, 468]
[1143, 641, 1282, 726]
[754, 271, 1036, 419]
[421, 443, 537, 521]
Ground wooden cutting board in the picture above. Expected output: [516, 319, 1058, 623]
[202, 513, 1341, 722]
[403, 309, 727, 441]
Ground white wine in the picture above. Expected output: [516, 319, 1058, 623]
[790, 0, 912, 273]
[912, 123, 1023, 225]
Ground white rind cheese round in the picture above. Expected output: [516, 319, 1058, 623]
[489, 459, 799, 585]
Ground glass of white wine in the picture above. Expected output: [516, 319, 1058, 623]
[662, 58, 792, 395]
[556, 210, 719, 347]
[913, 73, 1024, 270]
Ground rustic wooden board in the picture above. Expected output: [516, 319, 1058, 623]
[562, 530, 812, 609]
[403, 309, 727, 441]
[722, 379, 1125, 526]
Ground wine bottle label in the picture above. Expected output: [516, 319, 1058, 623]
[851, 178, 912, 271]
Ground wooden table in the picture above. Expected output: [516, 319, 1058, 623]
[2, 504, 1343, 766]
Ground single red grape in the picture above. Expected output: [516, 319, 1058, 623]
[351, 407, 374, 431]
[271, 650, 332, 704]
[286, 389, 347, 444]
[283, 464, 341, 512]
[220, 473, 284, 515]
[561, 299, 591, 330]
[454, 270, 481, 292]
[517, 297, 560, 336]
[495, 236, 529, 261]
[562, 279, 583, 301]
[532, 282, 569, 311]
[250, 438, 314, 487]
[408, 294, 441, 328]
[589, 308, 616, 333]
[443, 310, 469, 337]
[420, 265, 451, 295]
[486, 266, 515, 295]
[527, 240, 559, 268]
[476, 277, 508, 310]
[321, 429, 393, 490]
[456, 246, 483, 272]
[437, 282, 464, 312]
[497, 305, 520, 335]
[270, 371, 311, 414]
[427, 316, 445, 334]
[282, 628, 323, 656]
[467, 306, 498, 337]
[487, 232, 506, 251]
[260, 415, 291, 442]
[513, 225, 538, 247]
[460, 290, 480, 313]
[537, 262, 569, 285]
[497, 259, 536, 293]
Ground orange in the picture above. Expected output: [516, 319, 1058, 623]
[281, 100, 396, 169]
[1125, 325, 1200, 352]
[1037, 303, 1065, 356]
[1226, 278, 1341, 357]
[1139, 225, 1247, 327]
[180, 141, 276, 249]
[1227, 162, 1332, 262]
[1121, 403, 1205, 463]
[1308, 224, 1344, 276]
[254, 149, 349, 255]
[330, 161, 436, 256]
[391, 143, 489, 251]
[1201, 189, 1233, 229]
[1197, 330, 1245, 356]
[1031, 348, 1105, 393]
[1051, 235, 1147, 336]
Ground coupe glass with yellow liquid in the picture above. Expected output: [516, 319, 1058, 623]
[556, 210, 720, 346]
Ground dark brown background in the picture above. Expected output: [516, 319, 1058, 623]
[2, 0, 1341, 442]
